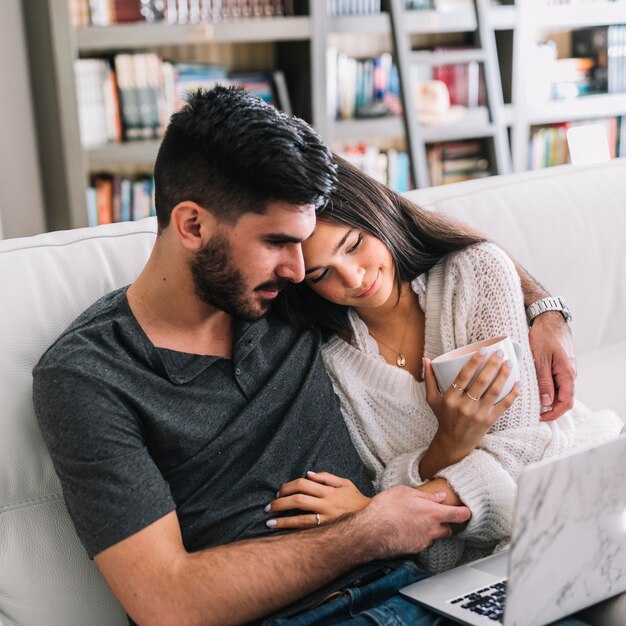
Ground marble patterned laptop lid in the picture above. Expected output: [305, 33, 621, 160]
[506, 435, 626, 626]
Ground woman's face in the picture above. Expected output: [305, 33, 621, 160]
[302, 221, 397, 310]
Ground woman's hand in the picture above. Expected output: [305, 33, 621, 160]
[265, 471, 371, 530]
[420, 350, 520, 479]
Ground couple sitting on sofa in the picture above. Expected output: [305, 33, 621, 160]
[33, 86, 623, 626]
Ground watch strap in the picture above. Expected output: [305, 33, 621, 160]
[526, 296, 572, 325]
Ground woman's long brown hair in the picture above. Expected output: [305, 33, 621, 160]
[274, 154, 485, 338]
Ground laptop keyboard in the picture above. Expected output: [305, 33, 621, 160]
[448, 580, 507, 623]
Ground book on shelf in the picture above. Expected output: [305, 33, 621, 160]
[73, 0, 295, 26]
[338, 145, 411, 192]
[551, 56, 595, 100]
[87, 173, 155, 225]
[430, 48, 485, 109]
[69, 0, 91, 27]
[94, 174, 114, 224]
[619, 115, 626, 158]
[405, 0, 435, 9]
[75, 54, 293, 147]
[74, 58, 121, 148]
[427, 140, 491, 186]
[328, 49, 401, 121]
[571, 25, 626, 96]
[326, 0, 382, 16]
[528, 116, 619, 170]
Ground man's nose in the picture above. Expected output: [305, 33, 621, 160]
[276, 245, 306, 284]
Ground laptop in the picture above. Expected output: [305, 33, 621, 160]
[400, 434, 626, 626]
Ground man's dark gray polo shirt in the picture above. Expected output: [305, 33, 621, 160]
[33, 287, 374, 558]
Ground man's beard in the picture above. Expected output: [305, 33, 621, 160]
[189, 233, 287, 320]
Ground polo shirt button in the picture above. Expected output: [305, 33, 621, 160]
[235, 368, 241, 376]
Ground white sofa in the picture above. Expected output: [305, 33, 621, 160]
[1, 159, 625, 625]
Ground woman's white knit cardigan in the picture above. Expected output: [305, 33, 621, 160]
[321, 242, 623, 573]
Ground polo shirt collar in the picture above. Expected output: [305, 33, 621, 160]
[119, 289, 272, 384]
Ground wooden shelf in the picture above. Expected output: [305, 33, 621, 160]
[403, 6, 477, 33]
[529, 2, 626, 31]
[87, 140, 161, 170]
[409, 48, 486, 65]
[331, 107, 492, 144]
[331, 116, 404, 142]
[77, 16, 311, 51]
[422, 106, 493, 142]
[331, 6, 477, 35]
[330, 13, 391, 34]
[526, 94, 626, 125]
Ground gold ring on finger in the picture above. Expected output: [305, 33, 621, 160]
[451, 382, 465, 392]
[316, 513, 321, 526]
[466, 391, 481, 402]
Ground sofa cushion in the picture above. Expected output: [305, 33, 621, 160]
[0, 218, 157, 625]
[576, 341, 626, 420]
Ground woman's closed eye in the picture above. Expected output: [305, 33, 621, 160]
[347, 233, 364, 254]
[307, 232, 364, 284]
[309, 268, 329, 284]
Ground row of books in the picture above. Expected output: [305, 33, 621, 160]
[86, 174, 155, 226]
[606, 25, 626, 94]
[70, 0, 295, 27]
[527, 116, 622, 170]
[430, 52, 486, 108]
[405, 0, 435, 8]
[327, 0, 382, 15]
[570, 25, 626, 96]
[75, 54, 290, 147]
[327, 49, 401, 121]
[339, 145, 411, 192]
[427, 140, 491, 186]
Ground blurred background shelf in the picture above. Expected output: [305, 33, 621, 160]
[77, 17, 312, 51]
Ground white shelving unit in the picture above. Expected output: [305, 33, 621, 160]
[24, 2, 319, 230]
[387, 0, 510, 186]
[509, 1, 626, 172]
[23, 1, 626, 229]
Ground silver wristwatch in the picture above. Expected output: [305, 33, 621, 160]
[526, 296, 572, 325]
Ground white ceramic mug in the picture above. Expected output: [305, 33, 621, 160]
[431, 336, 523, 403]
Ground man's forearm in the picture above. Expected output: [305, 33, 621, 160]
[513, 260, 549, 308]
[171, 517, 377, 626]
[97, 489, 471, 626]
[99, 511, 379, 626]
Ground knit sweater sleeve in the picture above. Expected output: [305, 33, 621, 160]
[429, 242, 553, 546]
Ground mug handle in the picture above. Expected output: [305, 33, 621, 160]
[512, 340, 523, 363]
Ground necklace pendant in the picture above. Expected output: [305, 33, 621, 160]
[396, 354, 407, 368]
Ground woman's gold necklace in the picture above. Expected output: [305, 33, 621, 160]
[368, 315, 411, 368]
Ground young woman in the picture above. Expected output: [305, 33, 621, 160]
[269, 156, 624, 574]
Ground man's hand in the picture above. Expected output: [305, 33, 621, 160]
[529, 311, 576, 421]
[359, 487, 471, 558]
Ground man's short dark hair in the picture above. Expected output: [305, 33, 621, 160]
[153, 86, 336, 230]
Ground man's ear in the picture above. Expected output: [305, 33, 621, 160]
[170, 202, 218, 251]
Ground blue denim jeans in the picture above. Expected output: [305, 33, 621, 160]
[263, 560, 591, 626]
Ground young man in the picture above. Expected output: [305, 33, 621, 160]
[33, 86, 578, 626]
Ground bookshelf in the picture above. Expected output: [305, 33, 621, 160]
[506, 0, 626, 171]
[23, 1, 626, 230]
[24, 1, 319, 231]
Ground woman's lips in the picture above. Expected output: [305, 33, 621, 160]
[357, 272, 379, 298]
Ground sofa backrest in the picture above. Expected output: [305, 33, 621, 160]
[405, 158, 626, 357]
[0, 219, 157, 625]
